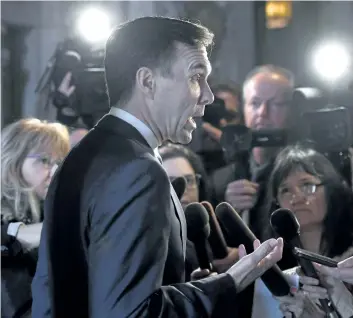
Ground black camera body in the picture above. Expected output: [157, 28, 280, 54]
[37, 37, 109, 128]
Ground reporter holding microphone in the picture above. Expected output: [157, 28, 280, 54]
[261, 144, 353, 317]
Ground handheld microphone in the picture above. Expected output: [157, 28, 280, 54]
[201, 201, 228, 259]
[184, 203, 212, 270]
[216, 202, 291, 297]
[270, 208, 341, 317]
[171, 176, 186, 200]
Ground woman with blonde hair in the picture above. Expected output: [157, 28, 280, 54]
[1, 118, 70, 318]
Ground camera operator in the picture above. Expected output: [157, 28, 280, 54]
[211, 65, 295, 233]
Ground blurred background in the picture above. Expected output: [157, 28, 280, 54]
[1, 1, 353, 127]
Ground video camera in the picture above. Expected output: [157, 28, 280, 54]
[220, 88, 352, 185]
[36, 37, 109, 128]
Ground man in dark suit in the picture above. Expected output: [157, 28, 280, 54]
[32, 17, 283, 317]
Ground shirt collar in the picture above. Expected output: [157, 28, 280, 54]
[109, 107, 159, 150]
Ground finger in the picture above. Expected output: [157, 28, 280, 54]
[248, 238, 279, 266]
[286, 304, 303, 316]
[299, 275, 320, 286]
[225, 197, 256, 211]
[226, 186, 258, 196]
[300, 284, 328, 298]
[338, 256, 353, 268]
[266, 237, 283, 263]
[314, 263, 330, 274]
[314, 263, 346, 279]
[238, 244, 247, 259]
[253, 239, 261, 250]
[230, 200, 256, 212]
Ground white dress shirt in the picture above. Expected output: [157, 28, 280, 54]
[109, 107, 161, 160]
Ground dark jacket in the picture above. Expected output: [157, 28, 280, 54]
[32, 115, 239, 318]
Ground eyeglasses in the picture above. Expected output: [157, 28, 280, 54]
[27, 154, 62, 169]
[169, 174, 201, 188]
[277, 182, 323, 204]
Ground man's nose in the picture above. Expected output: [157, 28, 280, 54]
[257, 102, 269, 117]
[200, 83, 214, 106]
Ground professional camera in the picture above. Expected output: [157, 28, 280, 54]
[220, 87, 352, 185]
[36, 37, 109, 128]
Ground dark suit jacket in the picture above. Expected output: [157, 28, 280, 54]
[32, 115, 238, 318]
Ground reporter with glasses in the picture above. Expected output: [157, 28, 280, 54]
[261, 144, 353, 317]
[1, 118, 70, 318]
[159, 142, 211, 209]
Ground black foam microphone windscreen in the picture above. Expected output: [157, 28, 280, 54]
[201, 201, 228, 259]
[184, 203, 212, 270]
[216, 202, 290, 297]
[270, 208, 340, 317]
[171, 176, 186, 200]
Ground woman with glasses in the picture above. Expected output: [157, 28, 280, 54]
[261, 144, 353, 317]
[159, 143, 210, 209]
[1, 118, 70, 317]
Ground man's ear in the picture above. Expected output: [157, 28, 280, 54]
[136, 67, 155, 99]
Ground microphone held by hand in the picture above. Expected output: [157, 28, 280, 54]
[270, 208, 341, 317]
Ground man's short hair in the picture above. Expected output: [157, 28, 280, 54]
[211, 83, 242, 100]
[104, 17, 214, 107]
[242, 64, 295, 99]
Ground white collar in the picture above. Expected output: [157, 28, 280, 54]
[109, 107, 159, 150]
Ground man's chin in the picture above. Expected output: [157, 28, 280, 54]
[170, 130, 193, 145]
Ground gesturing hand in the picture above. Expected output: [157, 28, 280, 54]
[227, 238, 283, 292]
[315, 256, 353, 285]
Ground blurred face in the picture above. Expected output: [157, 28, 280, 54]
[277, 169, 327, 229]
[216, 91, 242, 126]
[21, 151, 62, 200]
[243, 72, 292, 130]
[152, 43, 214, 144]
[162, 156, 200, 208]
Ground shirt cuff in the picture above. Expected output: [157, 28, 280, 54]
[7, 222, 25, 238]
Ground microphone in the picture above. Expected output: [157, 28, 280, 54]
[184, 203, 212, 270]
[171, 176, 186, 200]
[270, 208, 341, 317]
[216, 202, 291, 297]
[201, 201, 228, 259]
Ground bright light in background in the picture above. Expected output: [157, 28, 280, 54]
[77, 8, 111, 43]
[312, 42, 350, 82]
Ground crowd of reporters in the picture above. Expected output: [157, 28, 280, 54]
[2, 63, 353, 317]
